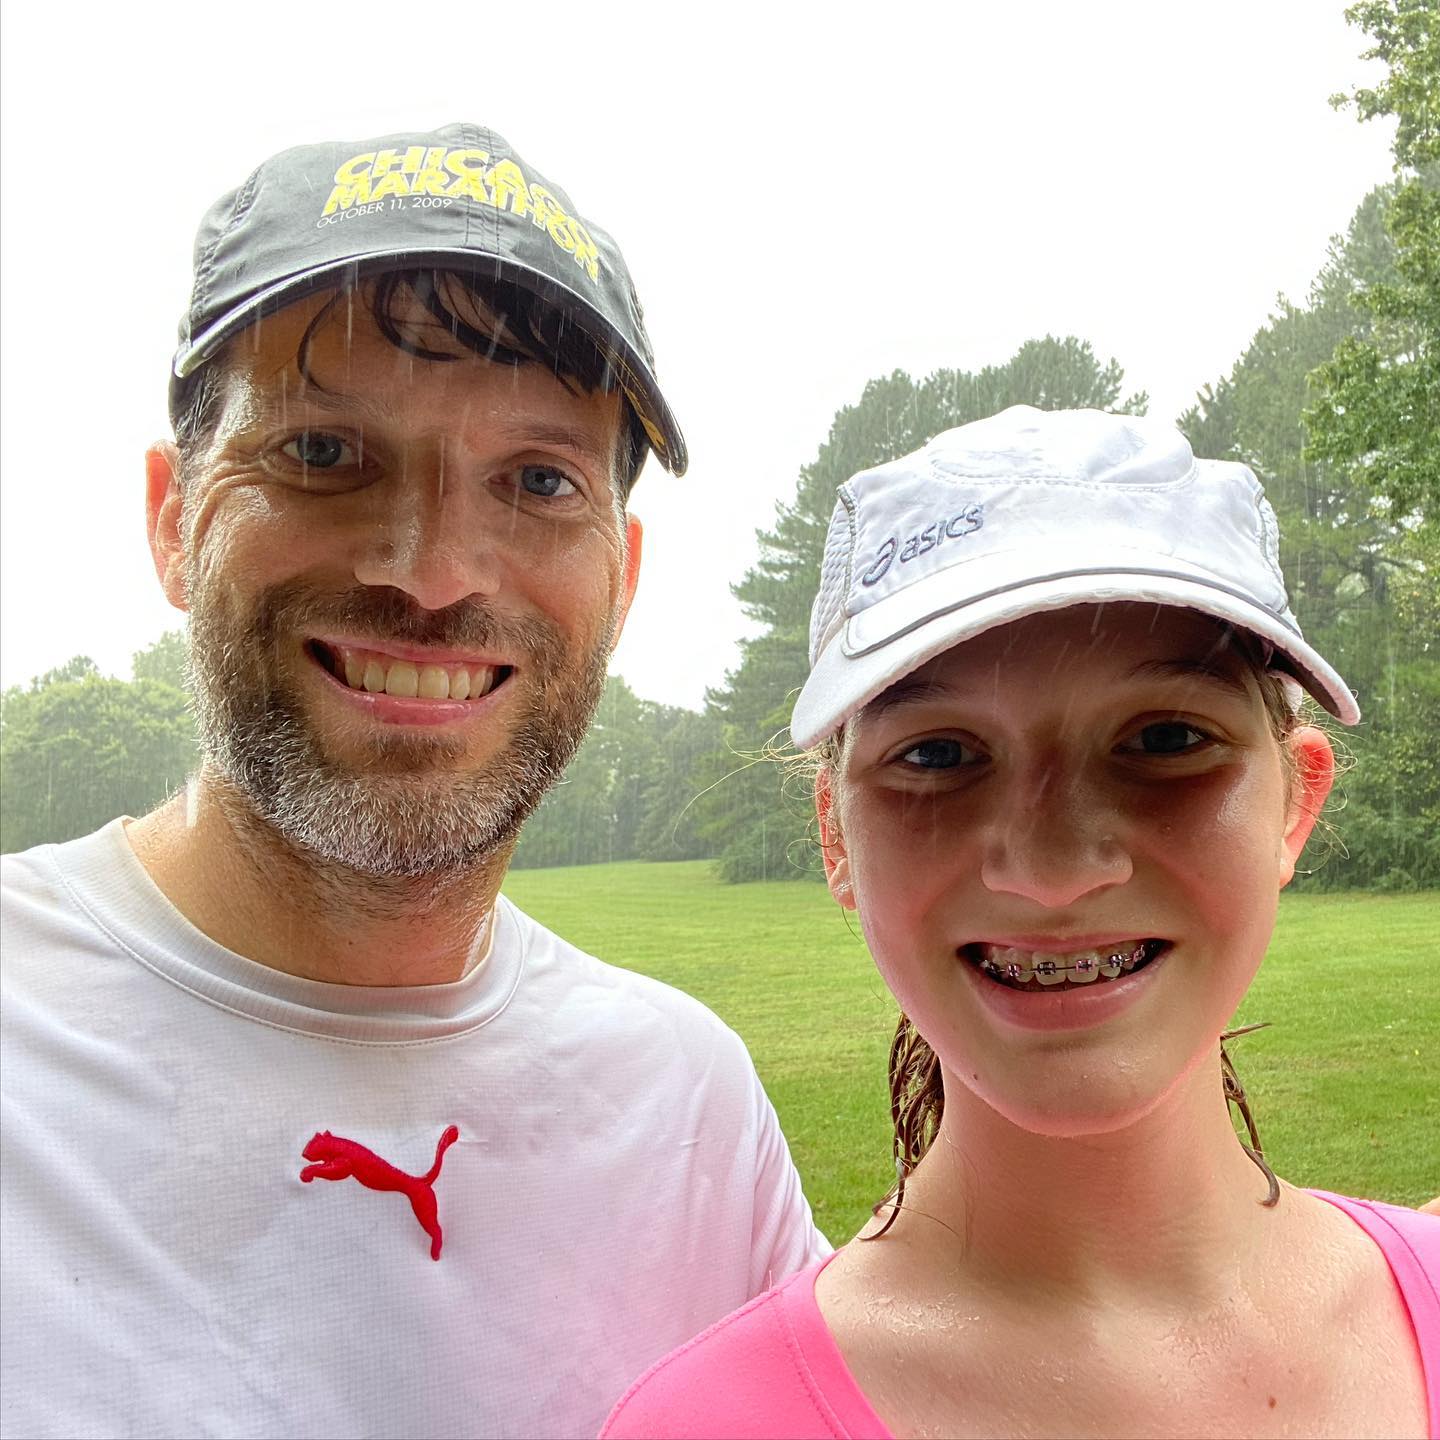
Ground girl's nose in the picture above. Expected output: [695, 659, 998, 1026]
[979, 768, 1133, 907]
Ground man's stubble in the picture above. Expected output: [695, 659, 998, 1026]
[185, 573, 611, 883]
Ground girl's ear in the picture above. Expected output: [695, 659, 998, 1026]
[814, 767, 856, 911]
[1279, 725, 1335, 888]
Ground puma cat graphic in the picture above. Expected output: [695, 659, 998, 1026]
[300, 1126, 460, 1260]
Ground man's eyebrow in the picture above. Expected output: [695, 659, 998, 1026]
[250, 386, 396, 426]
[514, 421, 613, 470]
[1126, 657, 1255, 700]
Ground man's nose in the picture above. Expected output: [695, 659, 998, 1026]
[353, 464, 504, 611]
[978, 764, 1133, 907]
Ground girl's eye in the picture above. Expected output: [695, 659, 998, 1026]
[280, 432, 354, 469]
[1119, 722, 1210, 755]
[898, 738, 980, 770]
[519, 464, 578, 499]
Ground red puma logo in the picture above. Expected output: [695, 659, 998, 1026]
[300, 1126, 459, 1260]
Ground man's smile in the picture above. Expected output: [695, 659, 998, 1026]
[307, 638, 515, 704]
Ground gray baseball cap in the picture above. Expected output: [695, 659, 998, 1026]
[171, 122, 687, 475]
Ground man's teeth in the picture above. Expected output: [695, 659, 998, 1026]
[337, 649, 497, 702]
[978, 944, 1150, 986]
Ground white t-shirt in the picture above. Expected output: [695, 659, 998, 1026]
[0, 821, 828, 1439]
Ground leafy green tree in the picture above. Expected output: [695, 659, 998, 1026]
[1182, 167, 1438, 890]
[1306, 1, 1439, 888]
[629, 705, 725, 862]
[1180, 186, 1406, 679]
[131, 629, 190, 691]
[1, 633, 204, 853]
[696, 337, 1146, 882]
[13, 655, 102, 695]
[1306, 0, 1439, 518]
[1, 672, 196, 852]
[511, 677, 722, 870]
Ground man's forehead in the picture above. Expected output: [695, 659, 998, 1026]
[219, 287, 387, 380]
[216, 281, 543, 399]
[208, 295, 624, 465]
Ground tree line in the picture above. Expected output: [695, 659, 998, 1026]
[4, 2, 1434, 888]
[1, 637, 197, 855]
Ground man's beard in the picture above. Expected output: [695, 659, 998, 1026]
[185, 577, 610, 879]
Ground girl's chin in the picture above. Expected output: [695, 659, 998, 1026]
[941, 1053, 1191, 1141]
[977, 1093, 1166, 1139]
[989, 1097, 1167, 1140]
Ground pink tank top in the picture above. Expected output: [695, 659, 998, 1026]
[602, 1193, 1440, 1439]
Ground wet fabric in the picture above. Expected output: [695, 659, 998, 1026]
[601, 1195, 1440, 1439]
[0, 820, 826, 1439]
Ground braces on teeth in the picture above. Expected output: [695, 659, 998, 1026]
[978, 945, 1148, 981]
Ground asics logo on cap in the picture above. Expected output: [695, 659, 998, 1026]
[860, 504, 984, 587]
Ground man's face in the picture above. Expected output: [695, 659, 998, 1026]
[149, 284, 641, 879]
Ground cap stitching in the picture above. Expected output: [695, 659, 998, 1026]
[1255, 492, 1288, 594]
[926, 457, 1199, 492]
[191, 166, 262, 322]
[479, 124, 500, 258]
[826, 484, 861, 660]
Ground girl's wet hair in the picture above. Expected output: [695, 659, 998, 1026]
[170, 267, 649, 496]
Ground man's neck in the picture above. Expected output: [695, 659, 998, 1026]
[126, 778, 507, 986]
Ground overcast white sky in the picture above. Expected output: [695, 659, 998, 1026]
[0, 1, 1394, 710]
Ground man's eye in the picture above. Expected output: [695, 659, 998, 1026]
[519, 465, 577, 499]
[898, 738, 978, 769]
[1119, 722, 1210, 755]
[280, 432, 354, 469]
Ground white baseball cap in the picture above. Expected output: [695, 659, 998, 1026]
[791, 405, 1359, 749]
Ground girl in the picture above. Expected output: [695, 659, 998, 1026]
[604, 407, 1438, 1439]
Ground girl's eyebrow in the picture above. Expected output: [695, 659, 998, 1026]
[867, 658, 1253, 719]
[863, 653, 1256, 727]
[1126, 657, 1254, 700]
[864, 677, 959, 718]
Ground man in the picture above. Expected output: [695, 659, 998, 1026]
[0, 124, 824, 1439]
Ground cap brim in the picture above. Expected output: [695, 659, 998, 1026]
[172, 250, 688, 476]
[792, 567, 1360, 748]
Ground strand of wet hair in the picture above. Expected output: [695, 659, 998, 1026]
[1220, 1022, 1281, 1206]
[866, 1017, 937, 1240]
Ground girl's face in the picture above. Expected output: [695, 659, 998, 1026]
[820, 604, 1333, 1137]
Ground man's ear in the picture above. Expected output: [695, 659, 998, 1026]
[1279, 725, 1335, 888]
[814, 767, 856, 911]
[146, 443, 190, 612]
[608, 515, 643, 646]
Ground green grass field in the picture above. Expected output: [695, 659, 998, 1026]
[502, 863, 1438, 1241]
